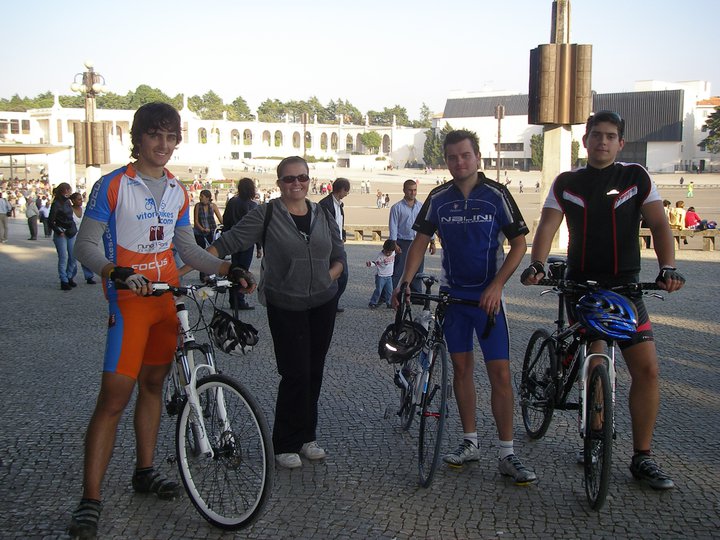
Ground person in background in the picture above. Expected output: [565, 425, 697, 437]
[223, 177, 262, 310]
[366, 239, 396, 309]
[193, 189, 222, 248]
[39, 199, 51, 238]
[684, 206, 706, 230]
[319, 178, 350, 312]
[25, 194, 39, 240]
[48, 182, 78, 290]
[389, 179, 436, 292]
[0, 192, 12, 243]
[70, 192, 96, 284]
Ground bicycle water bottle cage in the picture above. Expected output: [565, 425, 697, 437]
[378, 321, 427, 364]
[574, 290, 638, 341]
[209, 309, 259, 356]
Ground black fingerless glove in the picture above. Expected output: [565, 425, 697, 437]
[109, 266, 135, 283]
[655, 267, 686, 285]
[520, 261, 546, 283]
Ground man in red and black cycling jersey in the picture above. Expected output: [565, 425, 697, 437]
[70, 102, 254, 538]
[521, 110, 685, 490]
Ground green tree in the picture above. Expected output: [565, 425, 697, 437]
[58, 94, 85, 108]
[423, 123, 455, 167]
[368, 105, 409, 126]
[257, 99, 286, 122]
[571, 139, 579, 167]
[359, 131, 382, 153]
[326, 98, 362, 124]
[97, 92, 131, 110]
[188, 90, 225, 120]
[699, 106, 720, 154]
[531, 133, 544, 169]
[127, 84, 175, 109]
[226, 95, 254, 121]
[411, 103, 432, 128]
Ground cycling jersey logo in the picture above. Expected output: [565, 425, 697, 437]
[132, 258, 169, 272]
[440, 214, 493, 224]
[614, 186, 638, 209]
[150, 225, 164, 241]
[145, 198, 155, 211]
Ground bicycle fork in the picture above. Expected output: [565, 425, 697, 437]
[578, 350, 616, 439]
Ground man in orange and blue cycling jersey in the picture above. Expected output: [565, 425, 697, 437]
[70, 102, 254, 539]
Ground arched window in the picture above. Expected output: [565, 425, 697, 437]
[382, 134, 390, 153]
[304, 131, 312, 150]
[292, 131, 301, 149]
[345, 134, 353, 152]
[356, 134, 363, 153]
[198, 128, 207, 144]
[262, 130, 271, 147]
[211, 128, 220, 144]
[331, 133, 338, 150]
[231, 129, 240, 145]
[320, 133, 328, 150]
[243, 129, 252, 145]
[274, 130, 283, 147]
[116, 126, 123, 144]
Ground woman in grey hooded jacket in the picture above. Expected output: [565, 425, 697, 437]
[209, 156, 345, 470]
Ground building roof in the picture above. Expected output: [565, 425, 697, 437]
[697, 97, 720, 106]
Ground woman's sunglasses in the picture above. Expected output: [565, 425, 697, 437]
[279, 174, 310, 184]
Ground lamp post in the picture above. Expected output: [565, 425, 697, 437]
[70, 60, 110, 186]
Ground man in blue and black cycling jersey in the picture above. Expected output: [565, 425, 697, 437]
[394, 129, 537, 485]
[521, 110, 685, 490]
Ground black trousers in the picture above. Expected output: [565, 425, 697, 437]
[266, 297, 338, 454]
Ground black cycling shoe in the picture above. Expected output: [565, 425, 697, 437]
[68, 498, 102, 539]
[132, 468, 182, 500]
[629, 454, 675, 490]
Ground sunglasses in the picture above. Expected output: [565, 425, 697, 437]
[279, 174, 310, 184]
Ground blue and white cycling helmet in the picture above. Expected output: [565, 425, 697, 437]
[574, 290, 638, 340]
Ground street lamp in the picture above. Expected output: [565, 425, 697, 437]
[70, 60, 110, 185]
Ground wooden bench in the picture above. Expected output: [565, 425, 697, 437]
[639, 228, 718, 251]
[348, 226, 389, 242]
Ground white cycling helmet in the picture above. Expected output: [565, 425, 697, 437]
[209, 309, 259, 356]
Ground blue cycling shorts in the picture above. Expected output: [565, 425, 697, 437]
[443, 302, 510, 361]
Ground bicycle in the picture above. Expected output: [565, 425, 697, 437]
[381, 274, 485, 488]
[141, 277, 274, 530]
[518, 258, 663, 510]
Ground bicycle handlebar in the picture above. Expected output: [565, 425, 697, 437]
[115, 276, 235, 297]
[535, 278, 663, 295]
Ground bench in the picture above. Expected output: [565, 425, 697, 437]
[348, 226, 389, 242]
[639, 228, 719, 251]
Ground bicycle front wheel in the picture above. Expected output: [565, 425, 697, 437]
[399, 360, 417, 431]
[417, 342, 449, 488]
[520, 329, 557, 439]
[584, 364, 613, 510]
[176, 373, 274, 530]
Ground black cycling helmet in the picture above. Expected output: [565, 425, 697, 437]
[378, 320, 427, 364]
[575, 290, 638, 340]
[209, 309, 259, 356]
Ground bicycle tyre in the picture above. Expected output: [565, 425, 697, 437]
[176, 373, 274, 530]
[417, 342, 449, 488]
[584, 364, 613, 510]
[520, 329, 557, 439]
[399, 361, 417, 431]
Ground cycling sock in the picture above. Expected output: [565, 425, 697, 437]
[463, 433, 478, 447]
[134, 466, 154, 477]
[499, 440, 514, 460]
[633, 449, 652, 459]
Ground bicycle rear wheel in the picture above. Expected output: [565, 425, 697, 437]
[417, 342, 449, 488]
[176, 373, 274, 530]
[584, 364, 613, 510]
[520, 329, 557, 439]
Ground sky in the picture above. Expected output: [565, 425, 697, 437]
[3, 0, 718, 119]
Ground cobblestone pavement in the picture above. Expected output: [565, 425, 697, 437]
[1, 219, 719, 539]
